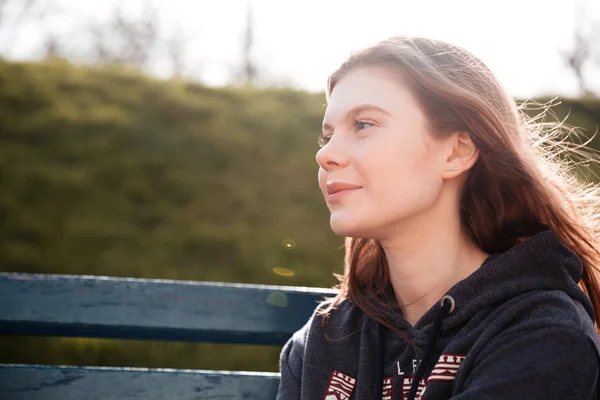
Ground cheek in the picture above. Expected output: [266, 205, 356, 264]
[363, 137, 424, 178]
[367, 138, 441, 205]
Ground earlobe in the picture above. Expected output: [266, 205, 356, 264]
[442, 132, 478, 177]
[450, 133, 478, 165]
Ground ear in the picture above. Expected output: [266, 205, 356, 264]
[442, 132, 479, 179]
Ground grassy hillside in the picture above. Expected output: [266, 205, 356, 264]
[0, 60, 345, 286]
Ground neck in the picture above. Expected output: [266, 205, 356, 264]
[379, 204, 489, 327]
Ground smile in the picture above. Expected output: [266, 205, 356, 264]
[328, 188, 359, 204]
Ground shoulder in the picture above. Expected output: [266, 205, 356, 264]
[318, 297, 366, 328]
[455, 291, 600, 397]
[497, 289, 597, 338]
[468, 289, 600, 366]
[291, 297, 366, 342]
[277, 298, 367, 397]
[281, 297, 366, 355]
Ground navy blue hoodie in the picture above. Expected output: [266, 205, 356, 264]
[277, 231, 600, 399]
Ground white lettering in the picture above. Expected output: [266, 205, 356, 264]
[396, 361, 404, 376]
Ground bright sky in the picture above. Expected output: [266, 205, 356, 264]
[4, 0, 599, 97]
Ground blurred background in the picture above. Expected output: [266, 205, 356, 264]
[0, 0, 599, 373]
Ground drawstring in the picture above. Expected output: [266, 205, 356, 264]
[407, 295, 455, 400]
[373, 323, 386, 399]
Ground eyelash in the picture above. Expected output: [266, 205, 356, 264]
[318, 119, 373, 147]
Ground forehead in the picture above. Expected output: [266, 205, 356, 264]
[324, 66, 415, 121]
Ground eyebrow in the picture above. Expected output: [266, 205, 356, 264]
[322, 104, 391, 131]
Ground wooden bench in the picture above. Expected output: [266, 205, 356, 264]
[0, 272, 335, 399]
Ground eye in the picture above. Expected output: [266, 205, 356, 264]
[318, 120, 373, 147]
[352, 119, 373, 130]
[318, 133, 331, 147]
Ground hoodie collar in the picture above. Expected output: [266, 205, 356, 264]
[377, 230, 590, 339]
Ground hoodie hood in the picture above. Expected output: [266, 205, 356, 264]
[378, 230, 592, 344]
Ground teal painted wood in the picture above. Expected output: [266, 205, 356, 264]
[0, 364, 279, 400]
[0, 273, 336, 345]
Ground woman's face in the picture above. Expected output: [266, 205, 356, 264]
[317, 66, 449, 239]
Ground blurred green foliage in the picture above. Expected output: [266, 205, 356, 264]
[0, 60, 599, 372]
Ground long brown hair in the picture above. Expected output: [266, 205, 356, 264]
[319, 36, 600, 332]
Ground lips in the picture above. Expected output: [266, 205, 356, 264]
[325, 182, 361, 203]
[326, 182, 361, 196]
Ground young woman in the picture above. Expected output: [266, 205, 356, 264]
[276, 36, 600, 400]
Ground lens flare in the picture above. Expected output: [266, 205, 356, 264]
[282, 238, 296, 250]
[266, 291, 289, 307]
[272, 267, 295, 277]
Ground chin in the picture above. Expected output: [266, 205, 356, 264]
[329, 213, 371, 238]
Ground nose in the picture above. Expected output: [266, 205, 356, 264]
[316, 134, 348, 171]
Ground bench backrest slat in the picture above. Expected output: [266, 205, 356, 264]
[0, 273, 335, 345]
[0, 365, 279, 400]
[0, 272, 335, 399]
